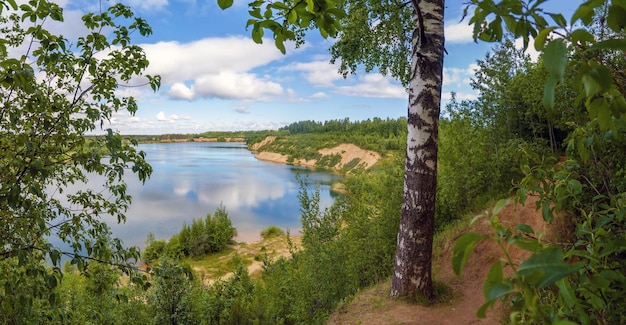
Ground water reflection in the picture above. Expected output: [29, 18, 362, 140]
[71, 142, 341, 248]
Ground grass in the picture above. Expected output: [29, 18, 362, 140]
[181, 246, 250, 279]
[181, 235, 301, 281]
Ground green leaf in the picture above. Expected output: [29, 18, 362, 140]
[571, 0, 604, 25]
[588, 64, 613, 92]
[607, 5, 626, 32]
[591, 38, 626, 50]
[543, 76, 557, 110]
[597, 104, 612, 131]
[217, 0, 234, 9]
[552, 321, 579, 325]
[556, 278, 576, 308]
[287, 9, 297, 24]
[512, 237, 543, 252]
[543, 39, 567, 82]
[251, 23, 263, 44]
[515, 224, 534, 235]
[547, 12, 567, 28]
[274, 33, 286, 54]
[534, 26, 556, 51]
[452, 233, 487, 276]
[492, 199, 509, 215]
[541, 200, 553, 222]
[476, 261, 514, 318]
[571, 28, 596, 47]
[582, 74, 601, 98]
[517, 247, 582, 289]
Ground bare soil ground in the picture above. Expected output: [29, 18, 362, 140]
[328, 196, 548, 325]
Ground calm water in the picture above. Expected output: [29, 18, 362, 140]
[96, 142, 340, 248]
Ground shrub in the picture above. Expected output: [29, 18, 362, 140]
[142, 206, 236, 262]
[260, 226, 285, 239]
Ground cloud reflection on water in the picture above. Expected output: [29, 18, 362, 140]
[92, 142, 340, 247]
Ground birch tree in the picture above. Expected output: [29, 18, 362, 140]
[389, 0, 444, 299]
[220, 0, 445, 299]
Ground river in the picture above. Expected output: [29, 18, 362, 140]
[80, 142, 341, 249]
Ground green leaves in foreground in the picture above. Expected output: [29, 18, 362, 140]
[517, 247, 582, 289]
[452, 232, 486, 276]
[217, 0, 345, 54]
[542, 39, 567, 110]
[453, 197, 583, 321]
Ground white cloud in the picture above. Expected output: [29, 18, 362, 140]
[445, 20, 474, 44]
[156, 111, 190, 123]
[311, 92, 329, 99]
[443, 63, 478, 88]
[514, 37, 540, 62]
[156, 111, 168, 121]
[142, 37, 286, 84]
[282, 60, 342, 87]
[141, 37, 292, 101]
[193, 72, 283, 100]
[126, 0, 169, 12]
[335, 74, 406, 99]
[168, 83, 194, 100]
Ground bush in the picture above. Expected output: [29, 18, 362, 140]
[260, 226, 285, 239]
[142, 206, 236, 262]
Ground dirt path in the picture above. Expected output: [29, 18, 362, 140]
[328, 196, 547, 325]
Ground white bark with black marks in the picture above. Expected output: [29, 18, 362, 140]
[390, 0, 444, 300]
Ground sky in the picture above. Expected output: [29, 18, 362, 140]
[46, 0, 580, 135]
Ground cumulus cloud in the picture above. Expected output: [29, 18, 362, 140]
[514, 37, 540, 62]
[310, 92, 329, 99]
[168, 83, 195, 100]
[125, 0, 169, 12]
[445, 20, 474, 43]
[193, 72, 283, 100]
[142, 37, 290, 101]
[157, 111, 190, 123]
[281, 60, 342, 87]
[142, 37, 286, 84]
[443, 63, 479, 88]
[335, 74, 406, 98]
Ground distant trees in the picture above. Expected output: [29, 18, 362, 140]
[280, 117, 406, 138]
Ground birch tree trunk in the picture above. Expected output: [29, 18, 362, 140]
[390, 0, 445, 300]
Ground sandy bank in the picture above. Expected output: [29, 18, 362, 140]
[251, 136, 381, 172]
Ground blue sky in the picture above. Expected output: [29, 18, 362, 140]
[51, 0, 580, 134]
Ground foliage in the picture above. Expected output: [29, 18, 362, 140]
[201, 260, 263, 324]
[143, 206, 236, 262]
[250, 117, 407, 159]
[455, 0, 626, 323]
[329, 0, 413, 85]
[0, 0, 159, 320]
[260, 225, 285, 239]
[147, 259, 199, 325]
[255, 161, 404, 323]
[217, 0, 345, 54]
